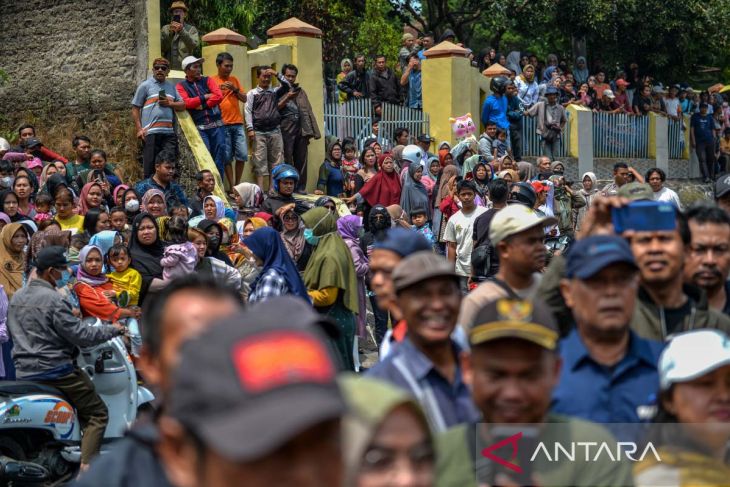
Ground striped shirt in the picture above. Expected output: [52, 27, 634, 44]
[131, 77, 181, 135]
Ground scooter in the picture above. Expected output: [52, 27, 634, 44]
[0, 317, 154, 485]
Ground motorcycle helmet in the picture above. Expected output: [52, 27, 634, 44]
[490, 76, 511, 95]
[401, 144, 423, 166]
[271, 164, 299, 192]
[508, 182, 537, 208]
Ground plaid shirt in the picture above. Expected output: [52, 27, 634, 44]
[248, 269, 288, 303]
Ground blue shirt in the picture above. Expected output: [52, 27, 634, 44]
[691, 113, 715, 144]
[407, 70, 422, 109]
[481, 94, 509, 129]
[552, 329, 663, 431]
[367, 337, 479, 432]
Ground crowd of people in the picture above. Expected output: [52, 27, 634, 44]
[0, 2, 729, 484]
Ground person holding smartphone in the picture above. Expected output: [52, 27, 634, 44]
[160, 1, 199, 71]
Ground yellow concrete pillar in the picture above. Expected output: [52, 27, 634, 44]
[267, 18, 325, 193]
[146, 0, 161, 69]
[422, 42, 476, 146]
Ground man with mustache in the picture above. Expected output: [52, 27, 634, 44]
[684, 204, 730, 315]
[553, 236, 663, 428]
[367, 251, 479, 433]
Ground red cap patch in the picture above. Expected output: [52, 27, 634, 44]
[232, 331, 335, 393]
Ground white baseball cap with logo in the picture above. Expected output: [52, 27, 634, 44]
[489, 204, 557, 245]
[659, 329, 730, 390]
[181, 56, 204, 71]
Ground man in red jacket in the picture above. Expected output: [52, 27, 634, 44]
[176, 56, 226, 180]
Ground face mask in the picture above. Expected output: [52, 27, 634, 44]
[125, 199, 140, 212]
[0, 176, 13, 189]
[54, 269, 71, 288]
[303, 228, 319, 246]
[304, 212, 330, 246]
[208, 235, 220, 248]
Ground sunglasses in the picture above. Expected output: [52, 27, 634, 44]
[282, 213, 298, 221]
[324, 204, 336, 211]
[153, 65, 169, 71]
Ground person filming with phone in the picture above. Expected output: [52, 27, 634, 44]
[160, 1, 200, 71]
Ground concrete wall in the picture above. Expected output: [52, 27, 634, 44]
[0, 0, 149, 117]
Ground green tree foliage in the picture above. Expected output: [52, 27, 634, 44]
[352, 0, 403, 70]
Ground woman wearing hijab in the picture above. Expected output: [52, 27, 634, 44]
[337, 216, 369, 368]
[573, 56, 590, 85]
[301, 207, 359, 371]
[515, 64, 539, 107]
[26, 228, 71, 277]
[232, 182, 263, 219]
[340, 375, 435, 487]
[77, 181, 105, 216]
[140, 189, 167, 218]
[0, 191, 29, 223]
[279, 207, 312, 271]
[0, 223, 28, 379]
[128, 213, 166, 305]
[472, 161, 493, 206]
[576, 171, 599, 232]
[242, 226, 309, 304]
[505, 51, 522, 75]
[421, 155, 438, 197]
[112, 184, 129, 208]
[399, 163, 431, 221]
[359, 205, 391, 257]
[344, 153, 401, 210]
[337, 58, 352, 104]
[120, 187, 141, 222]
[432, 164, 459, 243]
[316, 140, 345, 197]
[197, 220, 233, 266]
[74, 245, 140, 322]
[89, 230, 121, 269]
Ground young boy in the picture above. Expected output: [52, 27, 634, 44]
[492, 128, 509, 159]
[107, 244, 142, 307]
[109, 207, 128, 231]
[410, 207, 436, 251]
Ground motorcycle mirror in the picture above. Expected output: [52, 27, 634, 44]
[118, 291, 129, 308]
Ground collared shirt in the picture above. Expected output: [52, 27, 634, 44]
[134, 177, 189, 208]
[248, 269, 288, 304]
[366, 337, 479, 432]
[131, 77, 182, 135]
[552, 329, 664, 427]
[407, 70, 422, 109]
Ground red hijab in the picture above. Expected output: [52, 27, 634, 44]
[78, 182, 102, 216]
[358, 153, 402, 207]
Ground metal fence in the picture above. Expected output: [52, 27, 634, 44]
[593, 112, 649, 159]
[323, 99, 429, 151]
[521, 112, 570, 158]
[668, 117, 686, 159]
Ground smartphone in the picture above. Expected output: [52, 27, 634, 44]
[474, 425, 538, 487]
[172, 14, 181, 23]
[612, 201, 677, 234]
[158, 89, 166, 100]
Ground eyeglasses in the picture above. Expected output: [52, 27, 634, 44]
[153, 66, 169, 71]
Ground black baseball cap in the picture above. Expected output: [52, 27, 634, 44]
[417, 134, 433, 143]
[469, 298, 559, 350]
[36, 246, 68, 271]
[508, 181, 537, 208]
[168, 296, 346, 462]
[20, 137, 42, 149]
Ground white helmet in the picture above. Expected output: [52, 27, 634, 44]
[401, 144, 423, 165]
[0, 138, 9, 153]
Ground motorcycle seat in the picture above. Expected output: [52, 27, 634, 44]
[0, 381, 66, 398]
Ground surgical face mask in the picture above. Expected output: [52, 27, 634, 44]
[0, 176, 13, 189]
[207, 235, 221, 248]
[125, 199, 140, 212]
[54, 269, 71, 288]
[303, 228, 319, 246]
[304, 212, 330, 246]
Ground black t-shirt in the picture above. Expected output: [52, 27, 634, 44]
[663, 298, 693, 335]
[472, 208, 501, 278]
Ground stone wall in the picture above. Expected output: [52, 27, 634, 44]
[0, 0, 148, 118]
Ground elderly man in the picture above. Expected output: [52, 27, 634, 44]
[160, 1, 200, 71]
